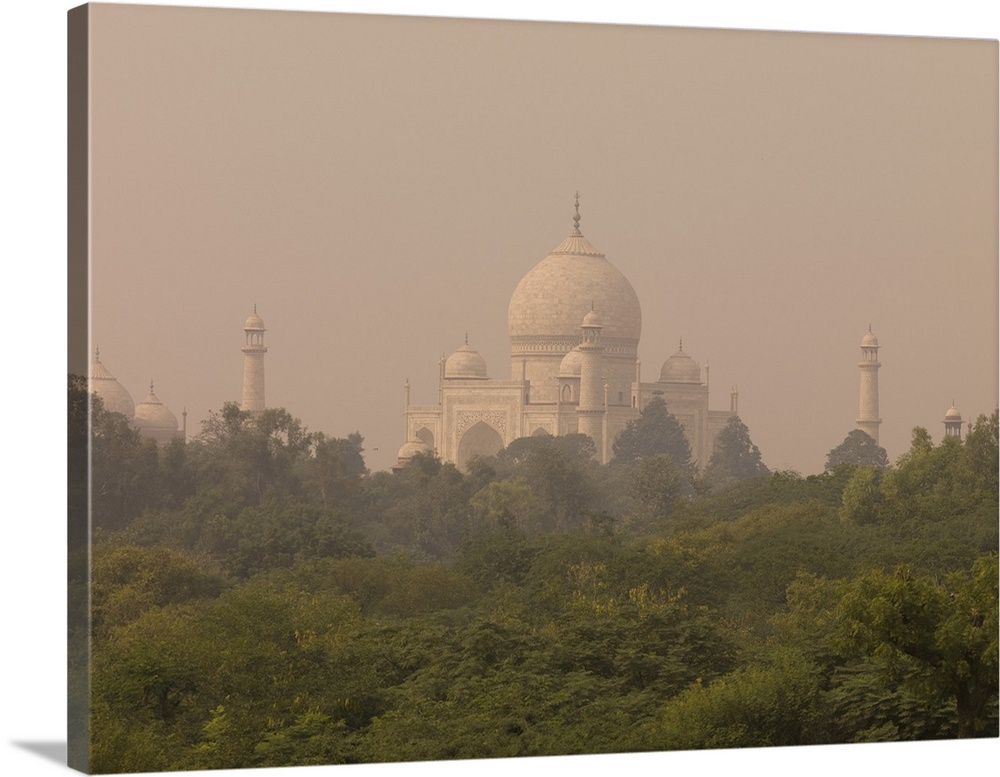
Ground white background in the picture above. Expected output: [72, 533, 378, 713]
[1, 2, 997, 776]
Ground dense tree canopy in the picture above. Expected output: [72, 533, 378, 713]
[71, 376, 998, 771]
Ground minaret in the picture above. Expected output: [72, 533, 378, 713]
[943, 402, 963, 440]
[856, 326, 881, 443]
[241, 306, 267, 416]
[577, 307, 605, 461]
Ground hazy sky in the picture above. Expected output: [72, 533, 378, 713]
[83, 3, 998, 474]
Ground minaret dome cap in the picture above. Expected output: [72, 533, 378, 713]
[245, 308, 265, 331]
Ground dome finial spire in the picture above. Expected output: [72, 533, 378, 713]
[95, 345, 100, 362]
[149, 379, 155, 395]
[572, 191, 581, 235]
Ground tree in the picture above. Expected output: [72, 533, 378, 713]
[838, 466, 883, 525]
[835, 556, 999, 738]
[357, 456, 474, 558]
[703, 416, 769, 489]
[612, 394, 691, 470]
[626, 454, 685, 529]
[490, 433, 596, 477]
[189, 403, 314, 508]
[958, 410, 999, 505]
[88, 384, 163, 533]
[470, 479, 543, 532]
[300, 431, 367, 509]
[519, 442, 598, 533]
[825, 429, 888, 471]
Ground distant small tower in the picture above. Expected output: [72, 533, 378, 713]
[577, 307, 605, 461]
[943, 402, 963, 440]
[856, 326, 882, 443]
[241, 306, 267, 416]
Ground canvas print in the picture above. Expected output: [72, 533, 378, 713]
[68, 3, 999, 773]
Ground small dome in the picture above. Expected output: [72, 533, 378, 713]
[395, 437, 434, 469]
[582, 309, 603, 328]
[133, 383, 179, 438]
[245, 310, 265, 330]
[659, 345, 701, 383]
[861, 330, 879, 347]
[559, 346, 584, 377]
[444, 342, 488, 379]
[88, 352, 135, 418]
[945, 404, 962, 421]
[397, 438, 433, 460]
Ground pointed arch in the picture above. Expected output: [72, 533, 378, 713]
[457, 421, 504, 471]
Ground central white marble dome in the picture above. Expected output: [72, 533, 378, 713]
[507, 208, 641, 351]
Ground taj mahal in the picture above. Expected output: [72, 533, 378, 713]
[86, 195, 968, 469]
[396, 196, 739, 471]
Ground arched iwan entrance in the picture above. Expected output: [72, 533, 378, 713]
[457, 421, 504, 471]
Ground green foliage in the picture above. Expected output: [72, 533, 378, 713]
[299, 431, 367, 509]
[657, 647, 826, 749]
[703, 415, 770, 489]
[477, 436, 602, 534]
[688, 468, 854, 525]
[490, 433, 597, 476]
[470, 478, 546, 533]
[612, 395, 692, 470]
[826, 429, 889, 471]
[214, 503, 373, 579]
[625, 454, 686, 529]
[90, 575, 383, 773]
[457, 523, 535, 590]
[358, 457, 474, 559]
[838, 466, 883, 525]
[89, 387, 163, 533]
[90, 543, 223, 637]
[74, 380, 999, 769]
[188, 403, 315, 508]
[834, 557, 999, 738]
